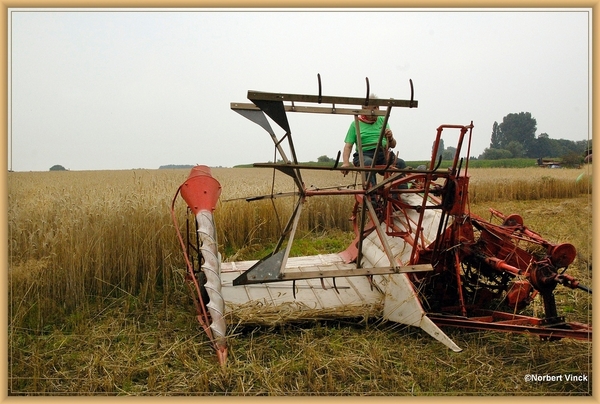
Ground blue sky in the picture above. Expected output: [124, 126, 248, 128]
[8, 8, 591, 171]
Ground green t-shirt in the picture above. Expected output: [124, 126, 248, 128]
[344, 117, 390, 151]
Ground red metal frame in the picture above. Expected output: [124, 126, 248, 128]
[174, 82, 591, 364]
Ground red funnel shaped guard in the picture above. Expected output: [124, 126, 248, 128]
[180, 165, 222, 215]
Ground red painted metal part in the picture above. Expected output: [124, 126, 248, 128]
[223, 86, 591, 357]
[428, 311, 591, 341]
[345, 123, 591, 342]
[172, 166, 227, 366]
[179, 165, 222, 215]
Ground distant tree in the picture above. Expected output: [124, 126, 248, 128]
[498, 112, 537, 156]
[49, 164, 66, 171]
[555, 139, 581, 157]
[531, 134, 553, 159]
[561, 151, 583, 168]
[505, 141, 525, 158]
[577, 139, 592, 155]
[317, 155, 334, 163]
[442, 146, 456, 160]
[490, 121, 501, 149]
[530, 135, 588, 160]
[478, 147, 512, 160]
[159, 164, 194, 169]
[491, 113, 588, 161]
[432, 138, 444, 160]
[581, 140, 592, 163]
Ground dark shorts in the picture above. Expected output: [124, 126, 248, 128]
[353, 149, 406, 169]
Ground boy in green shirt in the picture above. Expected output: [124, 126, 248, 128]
[340, 105, 406, 186]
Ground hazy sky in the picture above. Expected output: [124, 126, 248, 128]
[8, 8, 591, 171]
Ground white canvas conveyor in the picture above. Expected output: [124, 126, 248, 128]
[219, 193, 462, 352]
[221, 253, 386, 321]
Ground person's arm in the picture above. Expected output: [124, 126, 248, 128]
[341, 142, 353, 175]
[385, 128, 396, 148]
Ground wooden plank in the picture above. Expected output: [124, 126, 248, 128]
[279, 263, 433, 281]
[221, 254, 432, 283]
[221, 253, 345, 273]
[246, 90, 418, 108]
[231, 102, 389, 116]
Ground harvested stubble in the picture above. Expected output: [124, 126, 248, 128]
[9, 300, 592, 395]
[226, 300, 383, 327]
[8, 166, 592, 395]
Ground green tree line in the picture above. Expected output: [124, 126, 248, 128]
[478, 112, 590, 164]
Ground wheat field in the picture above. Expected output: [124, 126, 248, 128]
[7, 165, 593, 395]
[8, 165, 592, 328]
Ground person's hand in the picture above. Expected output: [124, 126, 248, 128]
[385, 129, 396, 148]
[341, 162, 351, 176]
[385, 128, 393, 141]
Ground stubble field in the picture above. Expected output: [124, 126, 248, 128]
[7, 165, 593, 395]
